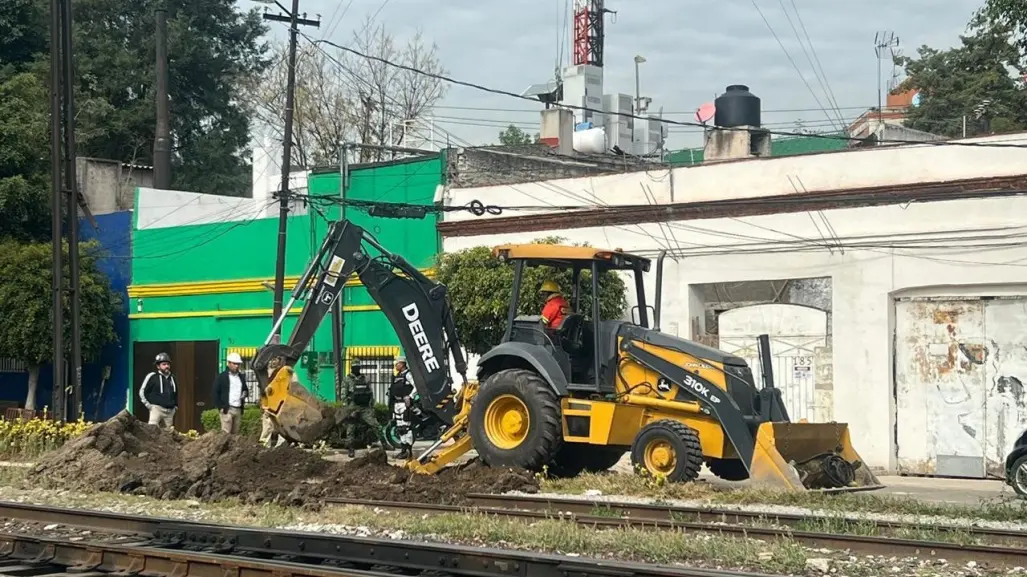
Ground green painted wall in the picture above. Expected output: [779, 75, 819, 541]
[129, 155, 443, 405]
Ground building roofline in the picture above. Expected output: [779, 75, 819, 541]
[439, 174, 1027, 237]
[308, 152, 442, 175]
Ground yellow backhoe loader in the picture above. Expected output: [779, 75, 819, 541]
[253, 218, 882, 492]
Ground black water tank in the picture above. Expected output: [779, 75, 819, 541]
[714, 85, 761, 128]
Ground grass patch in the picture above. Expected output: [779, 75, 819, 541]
[320, 505, 811, 573]
[540, 472, 1027, 523]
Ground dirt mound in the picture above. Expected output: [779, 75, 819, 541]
[29, 411, 539, 506]
[317, 449, 539, 505]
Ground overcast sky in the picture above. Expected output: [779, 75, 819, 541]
[257, 0, 983, 151]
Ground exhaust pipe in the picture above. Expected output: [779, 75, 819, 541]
[654, 250, 666, 331]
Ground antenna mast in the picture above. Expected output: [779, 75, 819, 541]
[573, 0, 614, 67]
[874, 31, 900, 126]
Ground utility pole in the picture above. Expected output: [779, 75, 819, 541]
[153, 8, 171, 189]
[60, 0, 81, 421]
[260, 1, 319, 338]
[49, 0, 65, 421]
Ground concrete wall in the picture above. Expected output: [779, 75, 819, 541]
[441, 193, 1027, 472]
[77, 158, 152, 215]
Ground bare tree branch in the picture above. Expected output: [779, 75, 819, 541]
[246, 18, 449, 166]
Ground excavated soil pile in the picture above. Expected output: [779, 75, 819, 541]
[29, 410, 333, 503]
[317, 448, 539, 505]
[29, 411, 539, 506]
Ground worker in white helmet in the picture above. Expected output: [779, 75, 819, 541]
[389, 355, 416, 459]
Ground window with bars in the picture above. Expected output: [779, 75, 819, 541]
[343, 346, 400, 405]
[223, 346, 401, 406]
[0, 358, 26, 373]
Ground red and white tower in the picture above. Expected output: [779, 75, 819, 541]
[572, 0, 609, 67]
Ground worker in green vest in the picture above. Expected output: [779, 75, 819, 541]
[343, 362, 381, 457]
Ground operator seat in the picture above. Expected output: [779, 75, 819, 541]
[553, 314, 593, 383]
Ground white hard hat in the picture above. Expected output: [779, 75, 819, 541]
[395, 355, 406, 363]
[227, 352, 244, 364]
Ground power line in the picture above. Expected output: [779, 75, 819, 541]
[750, 0, 840, 131]
[310, 36, 1027, 150]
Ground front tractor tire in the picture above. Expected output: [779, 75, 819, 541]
[469, 368, 563, 471]
[630, 420, 704, 483]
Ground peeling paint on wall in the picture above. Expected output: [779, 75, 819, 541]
[895, 297, 1027, 478]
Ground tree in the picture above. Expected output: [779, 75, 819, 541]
[246, 42, 354, 169]
[435, 237, 629, 356]
[67, 0, 270, 196]
[497, 124, 540, 146]
[248, 16, 448, 166]
[897, 13, 1027, 137]
[0, 239, 120, 409]
[0, 72, 51, 242]
[973, 0, 1027, 65]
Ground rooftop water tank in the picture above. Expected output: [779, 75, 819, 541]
[714, 85, 761, 128]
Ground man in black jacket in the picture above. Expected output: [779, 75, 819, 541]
[213, 352, 249, 434]
[139, 352, 178, 429]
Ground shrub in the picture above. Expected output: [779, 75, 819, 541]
[0, 414, 93, 460]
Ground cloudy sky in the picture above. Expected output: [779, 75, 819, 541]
[258, 0, 983, 152]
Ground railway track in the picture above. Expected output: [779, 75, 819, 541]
[324, 494, 1027, 568]
[466, 493, 1027, 548]
[0, 500, 776, 577]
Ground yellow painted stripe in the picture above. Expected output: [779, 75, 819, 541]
[227, 346, 259, 358]
[129, 304, 380, 320]
[127, 268, 435, 298]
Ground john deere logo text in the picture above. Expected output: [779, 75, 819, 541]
[403, 303, 440, 372]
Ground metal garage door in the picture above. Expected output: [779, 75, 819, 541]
[718, 304, 829, 422]
[895, 297, 1027, 478]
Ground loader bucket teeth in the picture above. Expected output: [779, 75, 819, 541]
[748, 422, 883, 492]
[260, 366, 339, 445]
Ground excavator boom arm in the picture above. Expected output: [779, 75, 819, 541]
[253, 218, 466, 428]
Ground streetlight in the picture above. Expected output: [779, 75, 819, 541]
[634, 55, 646, 115]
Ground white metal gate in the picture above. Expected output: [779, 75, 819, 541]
[895, 297, 1027, 478]
[718, 304, 828, 422]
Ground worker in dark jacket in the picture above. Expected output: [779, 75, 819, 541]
[342, 362, 381, 457]
[139, 352, 178, 429]
[212, 352, 249, 434]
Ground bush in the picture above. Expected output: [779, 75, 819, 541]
[0, 414, 93, 460]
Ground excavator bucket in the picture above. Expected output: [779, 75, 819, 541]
[261, 365, 345, 445]
[748, 422, 883, 492]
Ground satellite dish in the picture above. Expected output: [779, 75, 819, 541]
[911, 91, 922, 108]
[695, 102, 715, 124]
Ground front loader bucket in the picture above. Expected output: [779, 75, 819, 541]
[261, 366, 344, 445]
[748, 422, 883, 493]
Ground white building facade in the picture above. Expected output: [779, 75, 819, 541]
[440, 133, 1027, 478]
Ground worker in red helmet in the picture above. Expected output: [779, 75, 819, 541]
[539, 280, 573, 330]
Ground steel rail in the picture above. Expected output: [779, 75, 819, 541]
[0, 500, 776, 577]
[0, 533, 395, 577]
[462, 493, 1027, 548]
[324, 496, 1027, 569]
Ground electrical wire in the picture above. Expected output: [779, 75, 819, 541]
[308, 35, 1027, 150]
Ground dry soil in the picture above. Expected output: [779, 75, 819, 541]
[28, 411, 538, 507]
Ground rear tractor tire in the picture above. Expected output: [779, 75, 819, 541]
[630, 420, 704, 483]
[469, 368, 563, 471]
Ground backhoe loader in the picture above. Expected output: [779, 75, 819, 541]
[253, 219, 882, 492]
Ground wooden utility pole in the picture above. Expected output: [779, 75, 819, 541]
[261, 1, 319, 337]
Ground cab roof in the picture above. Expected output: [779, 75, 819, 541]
[492, 244, 651, 272]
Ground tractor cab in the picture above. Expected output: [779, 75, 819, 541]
[492, 244, 662, 394]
